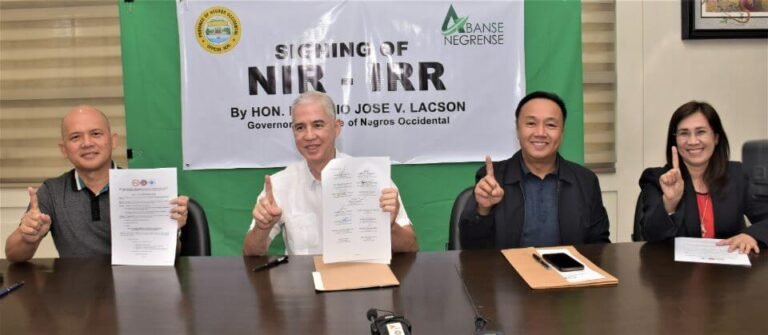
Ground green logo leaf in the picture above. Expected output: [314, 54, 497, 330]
[441, 4, 468, 36]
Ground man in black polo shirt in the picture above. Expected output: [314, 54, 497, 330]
[5, 105, 189, 262]
[460, 91, 610, 249]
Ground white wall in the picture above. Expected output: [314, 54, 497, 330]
[605, 0, 768, 242]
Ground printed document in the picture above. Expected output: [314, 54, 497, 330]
[321, 157, 391, 263]
[674, 237, 751, 266]
[110, 168, 178, 266]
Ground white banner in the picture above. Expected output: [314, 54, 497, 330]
[178, 0, 524, 169]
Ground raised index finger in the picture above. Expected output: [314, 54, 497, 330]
[264, 175, 275, 204]
[671, 146, 680, 170]
[485, 155, 495, 178]
[27, 186, 39, 211]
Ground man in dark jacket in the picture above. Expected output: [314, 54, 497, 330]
[460, 91, 610, 249]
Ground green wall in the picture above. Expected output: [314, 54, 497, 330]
[118, 0, 583, 255]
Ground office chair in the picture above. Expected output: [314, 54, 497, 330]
[631, 193, 645, 242]
[447, 186, 474, 250]
[180, 198, 212, 256]
[743, 139, 768, 200]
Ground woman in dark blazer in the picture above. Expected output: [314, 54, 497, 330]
[638, 101, 768, 253]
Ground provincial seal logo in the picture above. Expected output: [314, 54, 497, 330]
[195, 7, 241, 54]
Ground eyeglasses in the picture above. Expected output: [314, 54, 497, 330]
[674, 128, 713, 141]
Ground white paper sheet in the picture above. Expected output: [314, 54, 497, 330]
[321, 157, 391, 264]
[674, 237, 751, 267]
[312, 272, 325, 291]
[110, 168, 178, 266]
[537, 248, 606, 283]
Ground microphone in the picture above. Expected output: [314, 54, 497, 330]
[366, 308, 412, 335]
[367, 308, 379, 322]
[454, 265, 503, 335]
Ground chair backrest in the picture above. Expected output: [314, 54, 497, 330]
[180, 198, 212, 256]
[447, 186, 474, 250]
[743, 139, 768, 200]
[632, 193, 644, 242]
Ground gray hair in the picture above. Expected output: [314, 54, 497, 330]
[291, 91, 336, 120]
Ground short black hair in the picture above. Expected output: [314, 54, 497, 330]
[514, 91, 567, 122]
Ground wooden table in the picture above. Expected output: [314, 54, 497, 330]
[1, 242, 766, 334]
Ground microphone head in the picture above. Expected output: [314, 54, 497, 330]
[366, 308, 378, 321]
[475, 316, 488, 330]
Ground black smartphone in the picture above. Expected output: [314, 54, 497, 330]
[542, 253, 584, 272]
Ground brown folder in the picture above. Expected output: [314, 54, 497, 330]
[312, 256, 400, 291]
[501, 246, 618, 289]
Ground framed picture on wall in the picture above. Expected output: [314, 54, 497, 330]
[682, 0, 768, 39]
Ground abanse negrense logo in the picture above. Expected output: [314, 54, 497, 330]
[441, 4, 504, 46]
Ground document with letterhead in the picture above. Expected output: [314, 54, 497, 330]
[110, 168, 178, 266]
[674, 237, 751, 267]
[321, 157, 391, 264]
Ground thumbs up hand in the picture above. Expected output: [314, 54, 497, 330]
[252, 175, 283, 230]
[475, 156, 505, 216]
[660, 146, 685, 213]
[19, 187, 52, 244]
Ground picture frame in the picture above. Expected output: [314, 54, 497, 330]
[682, 0, 768, 39]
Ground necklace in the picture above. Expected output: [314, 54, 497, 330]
[699, 195, 710, 237]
